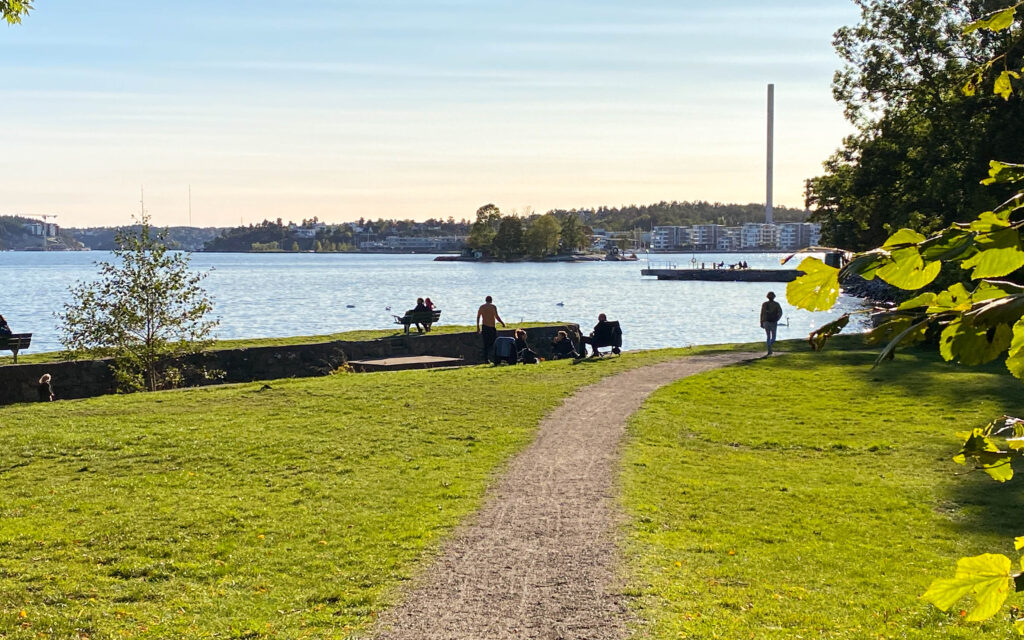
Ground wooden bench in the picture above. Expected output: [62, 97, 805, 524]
[0, 333, 32, 363]
[393, 310, 442, 334]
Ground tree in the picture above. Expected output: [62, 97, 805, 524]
[559, 213, 587, 252]
[467, 203, 502, 253]
[1, 0, 32, 24]
[492, 215, 525, 259]
[788, 3, 1024, 625]
[59, 215, 218, 392]
[524, 214, 561, 258]
[805, 0, 1024, 250]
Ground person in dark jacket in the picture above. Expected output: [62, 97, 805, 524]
[37, 373, 54, 402]
[580, 313, 620, 356]
[0, 315, 12, 338]
[407, 297, 430, 333]
[550, 330, 579, 359]
[514, 329, 538, 364]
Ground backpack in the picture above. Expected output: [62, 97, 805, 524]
[765, 303, 783, 323]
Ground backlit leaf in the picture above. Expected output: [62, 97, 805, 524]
[882, 228, 926, 249]
[1015, 537, 1024, 551]
[919, 228, 976, 262]
[841, 250, 889, 280]
[875, 247, 941, 289]
[921, 554, 1013, 621]
[786, 257, 839, 311]
[928, 283, 973, 313]
[982, 161, 1024, 185]
[939, 317, 1012, 366]
[995, 70, 1015, 100]
[1006, 318, 1024, 380]
[962, 228, 1024, 278]
[964, 7, 1016, 34]
[807, 313, 849, 351]
[898, 292, 936, 310]
[955, 428, 1014, 482]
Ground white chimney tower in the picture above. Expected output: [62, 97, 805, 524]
[766, 83, 774, 225]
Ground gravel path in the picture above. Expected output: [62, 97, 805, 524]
[374, 353, 757, 640]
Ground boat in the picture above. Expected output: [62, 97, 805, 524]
[605, 247, 638, 261]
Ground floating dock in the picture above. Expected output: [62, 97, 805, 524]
[641, 268, 803, 282]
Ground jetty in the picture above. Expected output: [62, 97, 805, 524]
[641, 267, 802, 282]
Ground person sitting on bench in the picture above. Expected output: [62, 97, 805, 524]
[580, 313, 622, 357]
[0, 315, 11, 338]
[405, 298, 430, 333]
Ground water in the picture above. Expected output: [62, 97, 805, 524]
[0, 251, 868, 353]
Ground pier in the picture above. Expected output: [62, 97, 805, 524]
[641, 267, 802, 282]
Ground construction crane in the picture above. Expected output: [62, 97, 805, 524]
[27, 214, 58, 250]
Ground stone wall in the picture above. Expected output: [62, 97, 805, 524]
[0, 324, 581, 406]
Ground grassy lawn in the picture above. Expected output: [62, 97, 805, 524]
[0, 348, 691, 639]
[620, 346, 1024, 639]
[0, 322, 571, 366]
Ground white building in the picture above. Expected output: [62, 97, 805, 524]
[716, 227, 741, 251]
[692, 224, 722, 250]
[651, 226, 691, 250]
[778, 222, 821, 250]
[740, 223, 780, 249]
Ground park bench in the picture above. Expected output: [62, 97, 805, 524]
[393, 310, 442, 334]
[0, 333, 32, 363]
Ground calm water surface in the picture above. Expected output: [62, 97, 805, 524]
[1, 251, 868, 353]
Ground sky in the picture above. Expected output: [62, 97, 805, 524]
[0, 0, 861, 228]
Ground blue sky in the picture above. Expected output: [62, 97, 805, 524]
[1, 0, 859, 227]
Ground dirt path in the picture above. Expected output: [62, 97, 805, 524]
[374, 353, 757, 640]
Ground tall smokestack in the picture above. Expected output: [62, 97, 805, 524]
[766, 83, 774, 225]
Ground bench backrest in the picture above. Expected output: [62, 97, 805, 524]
[0, 333, 32, 350]
[402, 310, 442, 322]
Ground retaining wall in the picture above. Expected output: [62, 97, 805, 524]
[0, 324, 581, 406]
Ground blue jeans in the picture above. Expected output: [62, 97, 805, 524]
[763, 322, 778, 352]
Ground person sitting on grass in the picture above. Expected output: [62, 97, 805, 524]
[550, 330, 579, 359]
[514, 329, 538, 364]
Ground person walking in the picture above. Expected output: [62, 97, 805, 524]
[476, 295, 506, 362]
[760, 291, 783, 355]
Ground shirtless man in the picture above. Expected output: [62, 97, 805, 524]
[476, 295, 506, 361]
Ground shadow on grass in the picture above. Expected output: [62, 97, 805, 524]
[945, 459, 1024, 538]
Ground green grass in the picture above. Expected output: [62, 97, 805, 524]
[620, 346, 1024, 639]
[0, 322, 572, 366]
[0, 348, 692, 639]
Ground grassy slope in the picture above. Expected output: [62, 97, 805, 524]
[0, 349, 690, 639]
[621, 346, 1024, 639]
[0, 322, 571, 366]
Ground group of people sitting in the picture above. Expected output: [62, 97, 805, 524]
[491, 314, 622, 365]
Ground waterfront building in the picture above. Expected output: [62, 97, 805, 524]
[778, 222, 821, 250]
[740, 223, 780, 249]
[717, 227, 741, 251]
[692, 224, 722, 250]
[651, 226, 691, 250]
[382, 235, 466, 251]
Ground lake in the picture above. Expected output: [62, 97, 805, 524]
[0, 251, 868, 354]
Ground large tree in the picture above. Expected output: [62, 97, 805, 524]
[466, 203, 501, 253]
[806, 0, 1024, 250]
[491, 215, 525, 260]
[524, 214, 561, 258]
[60, 216, 219, 392]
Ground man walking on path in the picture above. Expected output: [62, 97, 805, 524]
[760, 291, 783, 355]
[477, 295, 505, 361]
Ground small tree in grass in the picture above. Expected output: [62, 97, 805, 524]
[59, 215, 219, 392]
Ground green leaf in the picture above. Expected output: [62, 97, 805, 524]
[922, 554, 1013, 621]
[874, 315, 934, 365]
[968, 293, 1024, 329]
[882, 228, 926, 249]
[982, 161, 1024, 186]
[970, 210, 1012, 232]
[898, 292, 936, 310]
[1014, 619, 1024, 635]
[786, 257, 840, 311]
[1015, 537, 1024, 551]
[964, 7, 1016, 34]
[995, 70, 1015, 100]
[962, 228, 1024, 278]
[939, 317, 1012, 366]
[875, 247, 941, 290]
[866, 316, 915, 346]
[919, 228, 976, 262]
[1006, 318, 1024, 380]
[841, 250, 889, 281]
[928, 283, 973, 313]
[807, 314, 850, 351]
[955, 428, 1014, 482]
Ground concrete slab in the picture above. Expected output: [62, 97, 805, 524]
[348, 355, 465, 373]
